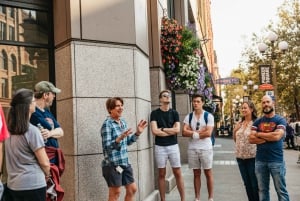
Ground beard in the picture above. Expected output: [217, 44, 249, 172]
[263, 106, 274, 114]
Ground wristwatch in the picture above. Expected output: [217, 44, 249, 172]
[161, 127, 164, 131]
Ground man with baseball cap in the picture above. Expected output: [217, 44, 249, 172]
[30, 81, 65, 200]
[30, 81, 64, 164]
[35, 80, 62, 94]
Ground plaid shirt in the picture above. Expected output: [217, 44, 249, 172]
[101, 116, 138, 167]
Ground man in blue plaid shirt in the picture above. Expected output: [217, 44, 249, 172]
[101, 97, 147, 201]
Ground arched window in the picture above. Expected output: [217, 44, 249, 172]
[1, 78, 8, 98]
[1, 50, 8, 70]
[11, 54, 17, 72]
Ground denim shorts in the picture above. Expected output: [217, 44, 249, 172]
[102, 164, 134, 187]
[188, 149, 213, 169]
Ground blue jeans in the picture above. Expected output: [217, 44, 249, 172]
[236, 158, 259, 201]
[255, 161, 290, 201]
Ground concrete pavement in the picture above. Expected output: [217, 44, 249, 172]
[165, 137, 300, 201]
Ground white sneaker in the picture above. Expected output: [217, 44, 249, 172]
[194, 199, 200, 201]
[208, 198, 214, 201]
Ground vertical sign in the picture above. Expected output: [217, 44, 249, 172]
[259, 64, 272, 84]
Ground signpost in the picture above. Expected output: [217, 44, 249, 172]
[12, 64, 37, 91]
[215, 77, 240, 85]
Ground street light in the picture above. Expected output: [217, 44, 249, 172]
[232, 95, 243, 122]
[258, 31, 288, 112]
[243, 80, 258, 101]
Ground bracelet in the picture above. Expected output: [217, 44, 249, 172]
[161, 127, 164, 131]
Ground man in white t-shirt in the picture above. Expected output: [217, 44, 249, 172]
[182, 94, 214, 201]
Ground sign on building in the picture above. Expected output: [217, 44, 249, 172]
[215, 77, 240, 85]
[259, 64, 272, 84]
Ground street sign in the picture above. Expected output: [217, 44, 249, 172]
[13, 82, 35, 91]
[258, 83, 274, 90]
[215, 77, 240, 85]
[12, 74, 36, 83]
[259, 64, 272, 84]
[22, 64, 37, 74]
[266, 91, 274, 96]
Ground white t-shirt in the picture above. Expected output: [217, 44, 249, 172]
[183, 111, 214, 150]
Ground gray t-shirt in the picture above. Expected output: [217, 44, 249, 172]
[5, 123, 46, 190]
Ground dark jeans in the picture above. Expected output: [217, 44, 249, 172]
[236, 158, 259, 201]
[285, 135, 295, 148]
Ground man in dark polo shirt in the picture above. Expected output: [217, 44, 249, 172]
[30, 81, 64, 164]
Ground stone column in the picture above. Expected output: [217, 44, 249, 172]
[53, 0, 156, 200]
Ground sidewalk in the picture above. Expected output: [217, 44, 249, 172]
[165, 137, 300, 201]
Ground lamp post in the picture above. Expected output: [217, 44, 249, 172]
[258, 31, 288, 112]
[243, 80, 258, 101]
[232, 95, 243, 123]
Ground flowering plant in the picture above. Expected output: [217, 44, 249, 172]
[160, 17, 183, 89]
[160, 17, 212, 101]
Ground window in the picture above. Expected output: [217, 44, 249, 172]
[0, 1, 53, 107]
[9, 26, 15, 41]
[8, 8, 15, 18]
[11, 54, 17, 72]
[0, 6, 6, 14]
[0, 22, 6, 40]
[1, 50, 8, 70]
[167, 0, 175, 18]
[1, 78, 8, 98]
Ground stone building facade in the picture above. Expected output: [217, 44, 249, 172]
[0, 0, 218, 200]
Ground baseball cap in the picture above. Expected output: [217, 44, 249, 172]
[34, 81, 61, 94]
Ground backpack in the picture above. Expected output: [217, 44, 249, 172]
[188, 111, 215, 145]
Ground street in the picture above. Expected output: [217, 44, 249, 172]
[166, 137, 300, 201]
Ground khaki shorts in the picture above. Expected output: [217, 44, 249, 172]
[188, 149, 213, 169]
[155, 144, 182, 168]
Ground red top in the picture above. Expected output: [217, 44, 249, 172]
[0, 105, 9, 141]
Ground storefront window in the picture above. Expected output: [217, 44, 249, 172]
[0, 2, 53, 110]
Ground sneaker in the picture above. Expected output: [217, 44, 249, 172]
[208, 198, 214, 201]
[194, 199, 200, 201]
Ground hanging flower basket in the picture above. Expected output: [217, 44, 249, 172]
[161, 16, 211, 99]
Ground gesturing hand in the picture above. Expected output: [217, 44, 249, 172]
[136, 120, 148, 136]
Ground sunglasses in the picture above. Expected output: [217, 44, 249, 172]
[196, 122, 200, 130]
[162, 94, 171, 98]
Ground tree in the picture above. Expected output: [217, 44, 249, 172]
[227, 0, 300, 119]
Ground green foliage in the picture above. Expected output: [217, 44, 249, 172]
[177, 28, 200, 64]
[225, 0, 300, 119]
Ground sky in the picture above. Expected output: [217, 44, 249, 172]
[210, 0, 286, 78]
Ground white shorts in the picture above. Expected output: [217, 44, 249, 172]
[155, 144, 182, 168]
[188, 149, 213, 169]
